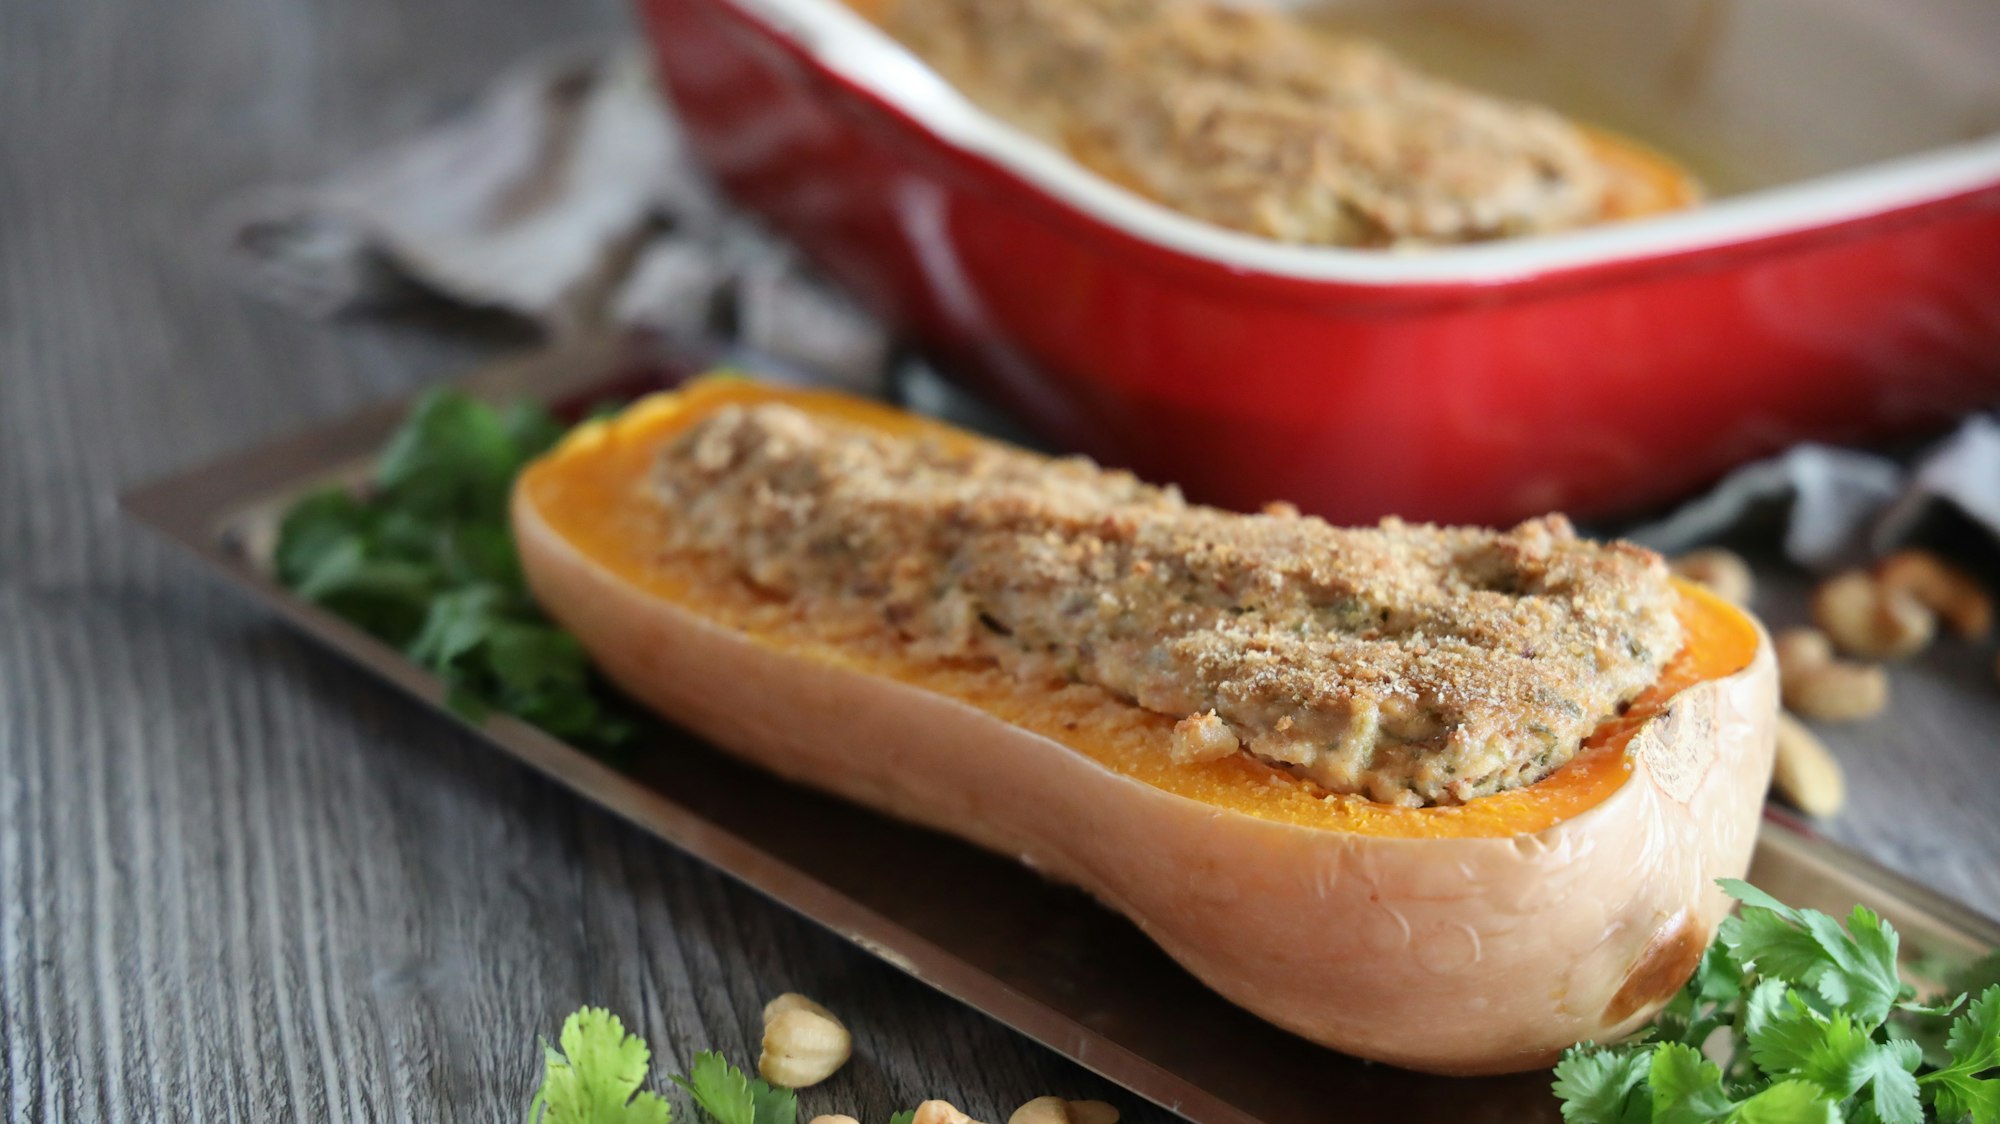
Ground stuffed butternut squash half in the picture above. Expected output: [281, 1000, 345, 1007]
[512, 378, 1778, 1075]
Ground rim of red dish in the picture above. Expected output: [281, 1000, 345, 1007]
[695, 0, 2000, 293]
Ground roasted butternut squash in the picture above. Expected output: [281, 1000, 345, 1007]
[513, 379, 1777, 1074]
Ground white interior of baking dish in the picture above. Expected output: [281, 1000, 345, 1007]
[729, 0, 2000, 283]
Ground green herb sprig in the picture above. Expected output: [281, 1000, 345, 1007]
[274, 390, 637, 749]
[528, 1007, 914, 1124]
[1554, 881, 2000, 1123]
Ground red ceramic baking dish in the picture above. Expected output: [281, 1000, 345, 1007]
[638, 0, 2000, 525]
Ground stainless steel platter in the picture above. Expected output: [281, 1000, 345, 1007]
[124, 339, 2000, 1124]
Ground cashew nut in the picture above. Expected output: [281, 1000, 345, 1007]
[1065, 1103, 1119, 1124]
[1772, 712, 1845, 818]
[1812, 570, 1934, 661]
[1877, 549, 1992, 640]
[913, 1101, 981, 1124]
[758, 993, 851, 1088]
[1773, 626, 1888, 722]
[1007, 1099, 1120, 1124]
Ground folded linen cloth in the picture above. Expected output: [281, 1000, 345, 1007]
[219, 43, 892, 394]
[1625, 415, 2000, 569]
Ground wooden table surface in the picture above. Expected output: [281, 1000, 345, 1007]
[3, 0, 1998, 1119]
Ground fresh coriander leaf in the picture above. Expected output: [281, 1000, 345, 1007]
[1659, 945, 1747, 1051]
[1553, 1044, 1653, 1124]
[273, 393, 643, 752]
[375, 390, 524, 519]
[1906, 953, 2000, 1059]
[529, 1007, 674, 1124]
[436, 520, 525, 588]
[1728, 1080, 1840, 1124]
[1897, 993, 1967, 1020]
[1857, 1038, 1924, 1124]
[888, 1111, 916, 1124]
[1774, 1009, 1920, 1124]
[274, 488, 371, 586]
[1742, 978, 1793, 1043]
[1720, 880, 1800, 920]
[629, 1086, 673, 1119]
[1744, 988, 1825, 1078]
[1719, 883, 1903, 1030]
[673, 1051, 759, 1124]
[290, 539, 437, 645]
[1895, 952, 1998, 1067]
[485, 622, 593, 695]
[670, 1051, 797, 1124]
[560, 1008, 655, 1104]
[749, 1078, 797, 1124]
[407, 585, 511, 670]
[1719, 904, 1828, 990]
[1594, 882, 1999, 1124]
[501, 400, 568, 462]
[1923, 985, 2000, 1124]
[1804, 906, 1902, 1030]
[1650, 1042, 1737, 1124]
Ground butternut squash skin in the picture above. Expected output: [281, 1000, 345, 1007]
[512, 387, 1777, 1075]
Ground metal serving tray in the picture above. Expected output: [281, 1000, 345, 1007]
[124, 339, 2000, 1124]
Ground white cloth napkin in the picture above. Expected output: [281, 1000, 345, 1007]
[219, 43, 892, 394]
[1626, 415, 2000, 568]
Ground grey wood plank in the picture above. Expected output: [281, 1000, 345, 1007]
[2, 0, 1997, 1119]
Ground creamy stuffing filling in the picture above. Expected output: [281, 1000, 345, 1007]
[876, 0, 1611, 246]
[652, 403, 1683, 806]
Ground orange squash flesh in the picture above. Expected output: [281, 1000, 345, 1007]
[1585, 126, 1704, 222]
[517, 377, 1778, 1073]
[521, 378, 1756, 839]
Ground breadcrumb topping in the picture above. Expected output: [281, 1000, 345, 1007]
[877, 0, 1609, 246]
[652, 404, 1683, 806]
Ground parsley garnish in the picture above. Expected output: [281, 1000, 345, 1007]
[673, 1051, 798, 1124]
[275, 390, 638, 750]
[529, 1007, 675, 1124]
[1555, 880, 2000, 1123]
[527, 1007, 914, 1124]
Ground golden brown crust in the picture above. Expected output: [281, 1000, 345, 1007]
[878, 0, 1609, 245]
[651, 403, 1682, 806]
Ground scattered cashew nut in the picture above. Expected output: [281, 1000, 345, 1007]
[1670, 548, 1755, 605]
[810, 1117, 862, 1124]
[1773, 627, 1888, 722]
[759, 993, 852, 1088]
[914, 1101, 982, 1124]
[1007, 1099, 1120, 1124]
[1772, 712, 1845, 818]
[1065, 1105, 1118, 1124]
[1877, 549, 1992, 640]
[1812, 570, 1935, 661]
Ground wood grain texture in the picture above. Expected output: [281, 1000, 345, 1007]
[0, 0, 1144, 1119]
[1, 0, 1997, 1120]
